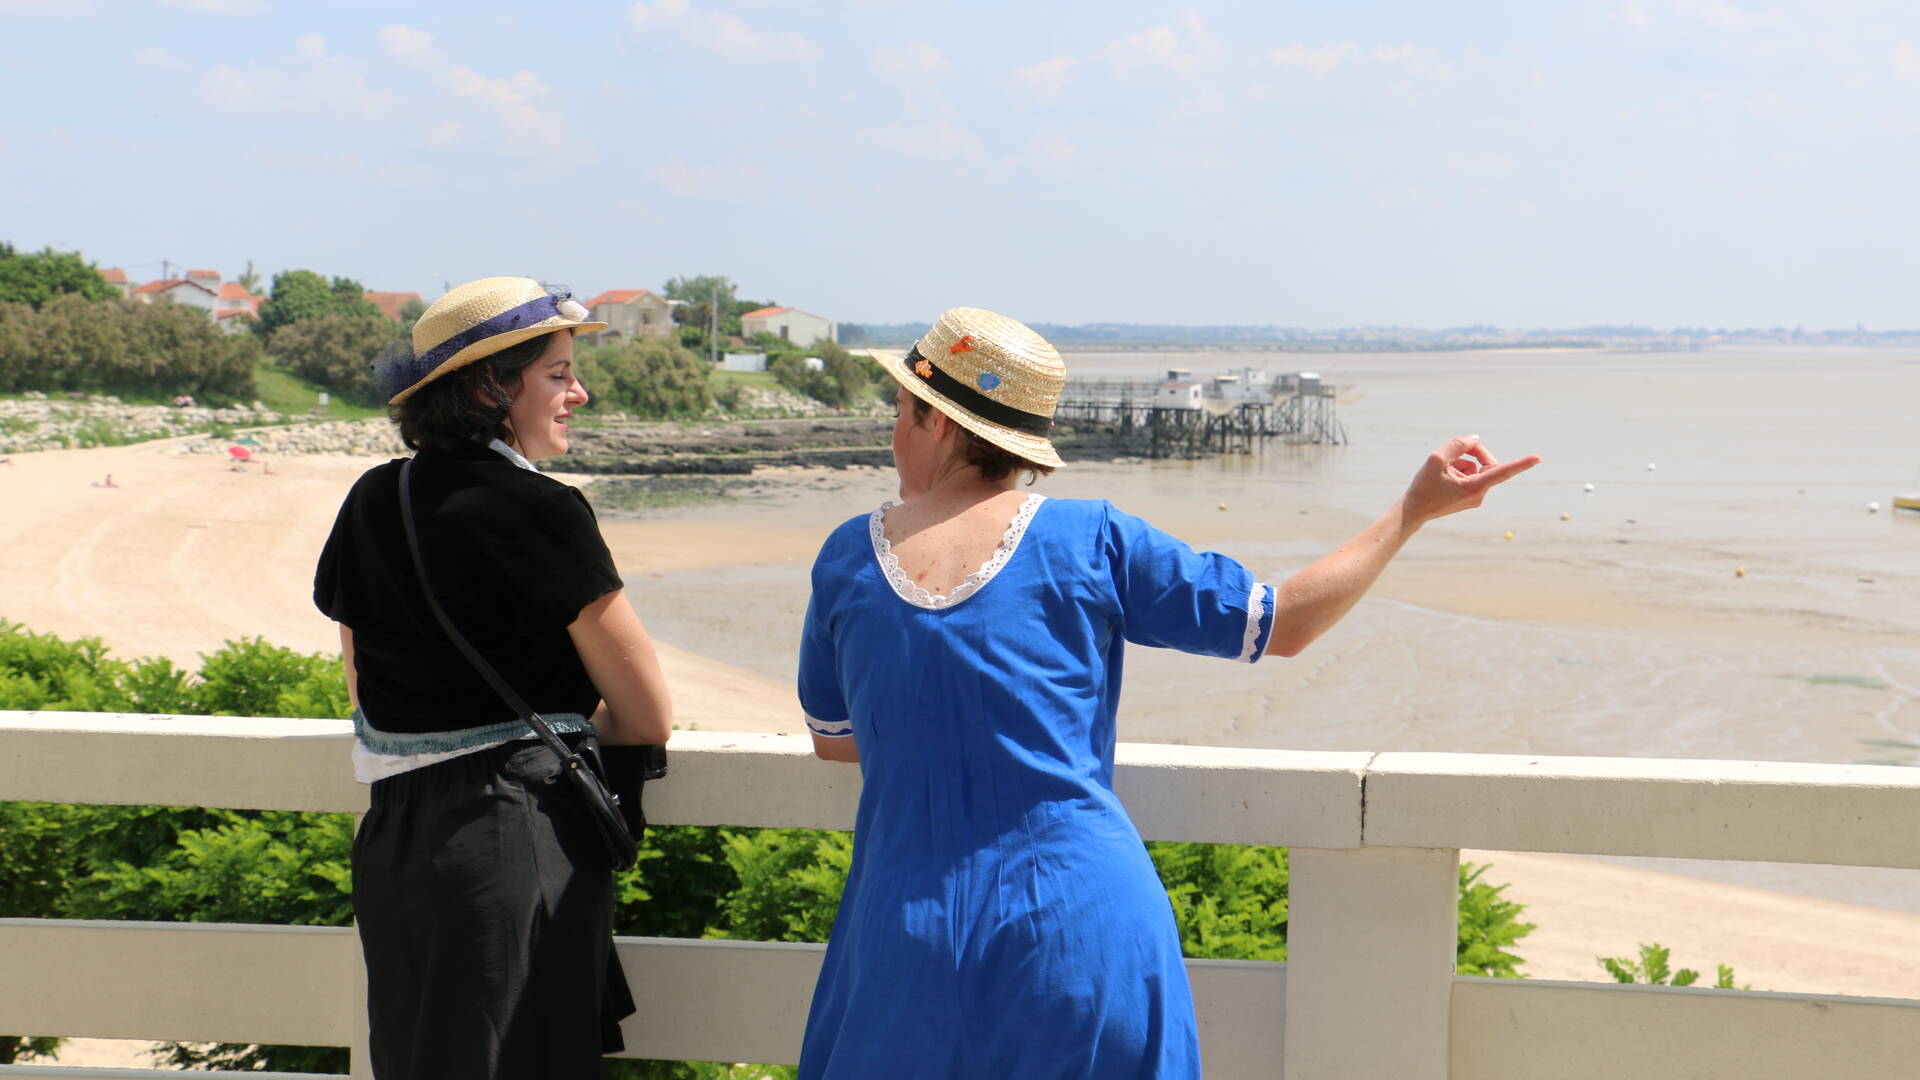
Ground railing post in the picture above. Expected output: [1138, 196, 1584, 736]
[1283, 846, 1458, 1080]
[349, 812, 374, 1080]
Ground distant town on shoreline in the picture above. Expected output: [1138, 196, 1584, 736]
[839, 320, 1920, 352]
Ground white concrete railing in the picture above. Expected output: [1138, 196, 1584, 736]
[2, 711, 1918, 1079]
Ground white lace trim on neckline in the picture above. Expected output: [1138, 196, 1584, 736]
[1237, 580, 1271, 663]
[869, 493, 1046, 610]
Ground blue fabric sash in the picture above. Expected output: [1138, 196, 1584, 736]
[352, 707, 594, 755]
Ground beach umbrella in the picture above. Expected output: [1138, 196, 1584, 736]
[234, 436, 261, 446]
[227, 446, 252, 462]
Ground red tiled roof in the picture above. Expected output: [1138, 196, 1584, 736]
[135, 278, 216, 297]
[187, 268, 219, 278]
[740, 306, 789, 318]
[219, 282, 252, 300]
[585, 289, 659, 308]
[216, 308, 256, 320]
[99, 268, 128, 284]
[363, 290, 422, 321]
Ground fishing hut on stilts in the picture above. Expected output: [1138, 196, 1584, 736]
[1054, 367, 1348, 458]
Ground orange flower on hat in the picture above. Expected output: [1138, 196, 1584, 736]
[949, 334, 975, 355]
[914, 358, 934, 379]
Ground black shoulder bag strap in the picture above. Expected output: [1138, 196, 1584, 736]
[397, 456, 639, 871]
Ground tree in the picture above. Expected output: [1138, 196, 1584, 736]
[574, 339, 713, 417]
[235, 259, 262, 296]
[664, 275, 743, 341]
[397, 297, 427, 335]
[0, 243, 117, 309]
[268, 312, 401, 406]
[254, 269, 382, 340]
[0, 295, 256, 402]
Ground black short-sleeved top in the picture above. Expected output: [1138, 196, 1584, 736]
[313, 440, 623, 735]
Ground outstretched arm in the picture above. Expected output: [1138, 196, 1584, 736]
[1266, 435, 1539, 657]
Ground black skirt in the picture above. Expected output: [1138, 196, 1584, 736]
[353, 735, 637, 1079]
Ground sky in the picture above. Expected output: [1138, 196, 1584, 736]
[5, 0, 1920, 329]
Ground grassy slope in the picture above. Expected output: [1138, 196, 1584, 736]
[252, 365, 386, 421]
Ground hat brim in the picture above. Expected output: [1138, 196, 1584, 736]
[388, 317, 609, 406]
[868, 348, 1065, 469]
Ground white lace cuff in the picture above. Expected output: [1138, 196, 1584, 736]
[807, 714, 854, 737]
[1236, 581, 1275, 663]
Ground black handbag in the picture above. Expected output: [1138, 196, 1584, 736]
[398, 457, 658, 871]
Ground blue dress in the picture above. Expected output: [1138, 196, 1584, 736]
[797, 495, 1276, 1079]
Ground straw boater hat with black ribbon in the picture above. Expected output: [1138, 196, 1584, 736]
[381, 276, 606, 406]
[869, 307, 1067, 469]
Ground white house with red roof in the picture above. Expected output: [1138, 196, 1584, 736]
[740, 305, 834, 345]
[132, 277, 218, 314]
[215, 282, 261, 333]
[583, 288, 674, 343]
[97, 268, 133, 298]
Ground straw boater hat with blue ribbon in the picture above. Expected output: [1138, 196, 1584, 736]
[869, 307, 1067, 469]
[382, 276, 606, 405]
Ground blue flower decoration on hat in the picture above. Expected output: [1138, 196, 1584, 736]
[977, 371, 1003, 392]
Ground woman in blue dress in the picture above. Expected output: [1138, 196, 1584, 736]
[797, 308, 1538, 1078]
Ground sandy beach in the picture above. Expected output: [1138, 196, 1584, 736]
[7, 416, 1920, 1008]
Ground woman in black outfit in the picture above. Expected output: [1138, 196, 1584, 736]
[314, 276, 673, 1078]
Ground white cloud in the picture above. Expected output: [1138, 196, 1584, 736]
[1680, 0, 1774, 31]
[427, 121, 462, 148]
[630, 0, 690, 24]
[861, 121, 982, 161]
[377, 25, 438, 65]
[0, 0, 95, 14]
[1614, 0, 1781, 32]
[1896, 43, 1920, 82]
[1745, 91, 1809, 118]
[873, 41, 948, 79]
[160, 0, 266, 14]
[294, 34, 325, 59]
[1033, 137, 1076, 163]
[1269, 44, 1356, 75]
[1012, 55, 1078, 101]
[1109, 13, 1220, 77]
[627, 0, 819, 62]
[132, 45, 194, 72]
[1370, 44, 1455, 80]
[197, 46, 396, 128]
[1613, 2, 1654, 29]
[655, 156, 727, 196]
[446, 67, 567, 149]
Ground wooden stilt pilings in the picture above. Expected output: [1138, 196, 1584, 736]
[1054, 380, 1348, 458]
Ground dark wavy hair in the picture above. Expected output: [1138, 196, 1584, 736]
[389, 332, 558, 452]
[910, 396, 1055, 483]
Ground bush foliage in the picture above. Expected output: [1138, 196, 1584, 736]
[575, 339, 713, 418]
[0, 294, 259, 402]
[267, 311, 399, 407]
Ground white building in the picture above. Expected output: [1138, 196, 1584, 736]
[741, 306, 835, 345]
[584, 289, 675, 343]
[131, 277, 218, 314]
[1156, 380, 1203, 409]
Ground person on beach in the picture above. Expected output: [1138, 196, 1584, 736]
[312, 277, 674, 1079]
[796, 307, 1538, 1078]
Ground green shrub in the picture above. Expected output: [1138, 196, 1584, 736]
[267, 312, 398, 406]
[0, 295, 258, 402]
[1599, 942, 1747, 989]
[576, 339, 713, 418]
